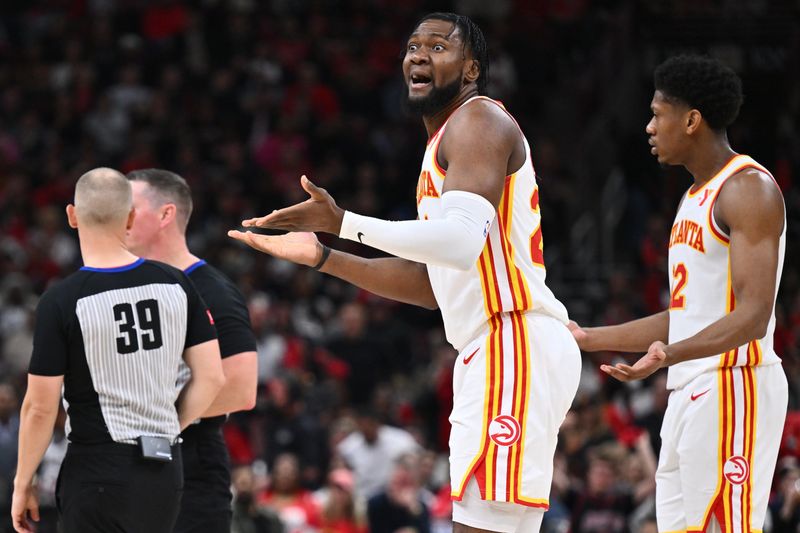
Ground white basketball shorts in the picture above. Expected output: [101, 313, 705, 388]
[656, 362, 788, 532]
[449, 312, 581, 531]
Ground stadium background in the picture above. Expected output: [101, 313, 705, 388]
[0, 0, 798, 532]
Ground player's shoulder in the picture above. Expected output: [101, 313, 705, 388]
[726, 165, 779, 191]
[717, 163, 784, 231]
[721, 165, 784, 209]
[450, 97, 517, 129]
[444, 97, 521, 149]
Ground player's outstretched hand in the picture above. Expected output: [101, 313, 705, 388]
[241, 176, 345, 235]
[600, 340, 667, 382]
[11, 484, 39, 533]
[227, 230, 323, 267]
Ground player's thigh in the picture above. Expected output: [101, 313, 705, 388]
[675, 371, 724, 529]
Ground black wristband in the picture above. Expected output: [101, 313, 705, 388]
[312, 244, 332, 271]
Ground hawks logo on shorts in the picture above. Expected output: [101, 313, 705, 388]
[723, 455, 749, 486]
[489, 415, 521, 447]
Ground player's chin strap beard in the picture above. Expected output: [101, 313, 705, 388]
[405, 76, 463, 115]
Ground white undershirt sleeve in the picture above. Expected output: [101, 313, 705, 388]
[339, 190, 496, 271]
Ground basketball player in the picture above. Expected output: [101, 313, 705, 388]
[126, 168, 258, 533]
[12, 168, 224, 533]
[229, 13, 581, 533]
[570, 56, 788, 532]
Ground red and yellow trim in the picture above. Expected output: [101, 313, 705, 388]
[720, 264, 737, 368]
[478, 241, 503, 318]
[741, 366, 757, 533]
[451, 314, 501, 501]
[497, 174, 533, 312]
[481, 311, 504, 501]
[705, 159, 776, 246]
[431, 131, 447, 179]
[688, 155, 742, 198]
[693, 367, 757, 532]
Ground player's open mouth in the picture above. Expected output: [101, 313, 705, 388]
[410, 74, 432, 89]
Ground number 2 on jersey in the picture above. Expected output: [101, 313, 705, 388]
[113, 299, 164, 354]
[670, 263, 688, 310]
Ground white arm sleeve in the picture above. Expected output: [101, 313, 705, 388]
[339, 190, 496, 271]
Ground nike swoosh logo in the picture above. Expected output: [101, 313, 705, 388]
[463, 347, 479, 365]
[690, 389, 711, 401]
[357, 232, 365, 244]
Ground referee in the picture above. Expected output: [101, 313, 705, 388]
[126, 168, 258, 533]
[11, 168, 225, 533]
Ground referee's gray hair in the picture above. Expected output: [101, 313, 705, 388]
[74, 167, 132, 227]
[126, 168, 193, 231]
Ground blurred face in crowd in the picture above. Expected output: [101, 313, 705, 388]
[126, 181, 166, 257]
[646, 90, 695, 166]
[340, 302, 366, 338]
[587, 458, 616, 495]
[388, 463, 418, 498]
[403, 18, 472, 115]
[357, 414, 380, 444]
[272, 453, 301, 493]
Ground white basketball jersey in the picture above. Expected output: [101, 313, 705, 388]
[667, 154, 785, 389]
[416, 96, 569, 351]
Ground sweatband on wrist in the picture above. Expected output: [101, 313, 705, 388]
[312, 244, 332, 270]
[339, 190, 496, 270]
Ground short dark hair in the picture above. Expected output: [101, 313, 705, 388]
[654, 55, 743, 131]
[127, 168, 193, 230]
[412, 12, 489, 95]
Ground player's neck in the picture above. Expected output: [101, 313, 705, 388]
[79, 229, 139, 269]
[422, 87, 480, 138]
[147, 235, 199, 271]
[685, 140, 738, 189]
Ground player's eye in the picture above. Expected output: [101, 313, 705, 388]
[433, 44, 445, 52]
[407, 44, 418, 52]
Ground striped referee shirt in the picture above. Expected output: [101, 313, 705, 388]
[28, 258, 217, 444]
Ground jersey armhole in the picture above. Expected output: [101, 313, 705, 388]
[707, 185, 730, 245]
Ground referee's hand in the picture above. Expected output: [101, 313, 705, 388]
[11, 484, 39, 533]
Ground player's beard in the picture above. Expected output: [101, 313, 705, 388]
[405, 76, 463, 116]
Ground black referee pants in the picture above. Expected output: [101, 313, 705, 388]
[174, 419, 232, 533]
[56, 442, 183, 533]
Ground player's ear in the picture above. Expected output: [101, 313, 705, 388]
[126, 208, 136, 231]
[66, 204, 78, 229]
[464, 59, 480, 85]
[686, 109, 703, 135]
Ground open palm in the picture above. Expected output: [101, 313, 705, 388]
[227, 230, 322, 267]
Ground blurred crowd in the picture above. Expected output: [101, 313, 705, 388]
[0, 1, 799, 532]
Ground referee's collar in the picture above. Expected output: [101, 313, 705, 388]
[184, 259, 207, 274]
[80, 258, 145, 273]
